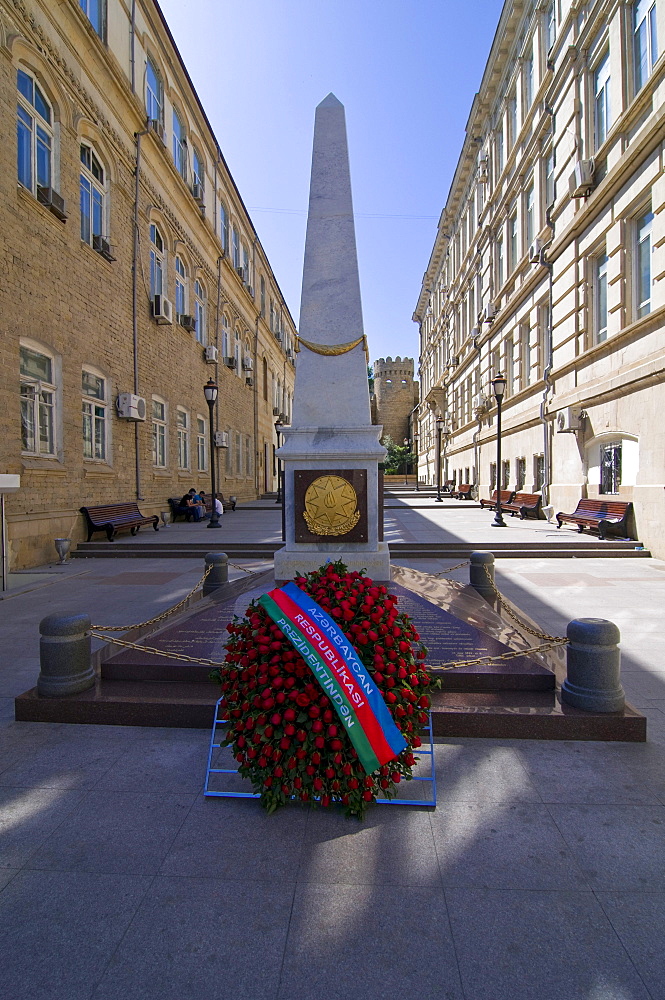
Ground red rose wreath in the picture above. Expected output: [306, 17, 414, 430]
[211, 561, 436, 819]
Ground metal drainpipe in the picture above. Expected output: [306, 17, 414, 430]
[540, 257, 554, 507]
[132, 128, 148, 501]
[214, 254, 223, 434]
[252, 238, 260, 495]
[130, 0, 136, 94]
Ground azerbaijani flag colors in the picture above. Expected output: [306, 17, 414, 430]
[258, 582, 407, 774]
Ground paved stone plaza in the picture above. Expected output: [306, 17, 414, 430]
[1, 498, 665, 999]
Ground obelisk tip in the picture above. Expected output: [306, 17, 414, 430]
[317, 92, 343, 110]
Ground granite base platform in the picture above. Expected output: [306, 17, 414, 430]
[15, 566, 646, 741]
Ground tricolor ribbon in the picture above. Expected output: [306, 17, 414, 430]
[258, 582, 407, 774]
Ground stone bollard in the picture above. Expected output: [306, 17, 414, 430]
[203, 552, 228, 596]
[561, 618, 625, 713]
[37, 614, 95, 697]
[470, 550, 495, 602]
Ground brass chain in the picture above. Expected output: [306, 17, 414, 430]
[227, 561, 264, 575]
[483, 562, 567, 642]
[90, 630, 225, 666]
[430, 638, 567, 672]
[432, 559, 470, 578]
[91, 564, 213, 632]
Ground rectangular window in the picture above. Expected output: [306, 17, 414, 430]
[534, 454, 545, 490]
[220, 203, 229, 253]
[172, 110, 187, 180]
[79, 145, 105, 245]
[176, 409, 189, 469]
[82, 370, 106, 461]
[524, 51, 534, 110]
[260, 275, 266, 317]
[245, 435, 252, 477]
[506, 338, 515, 396]
[17, 70, 52, 194]
[520, 325, 531, 387]
[546, 1, 556, 51]
[197, 417, 207, 472]
[600, 441, 621, 494]
[496, 129, 504, 176]
[509, 210, 518, 272]
[634, 0, 658, 92]
[235, 431, 242, 475]
[232, 227, 240, 270]
[516, 457, 526, 491]
[636, 210, 653, 318]
[594, 52, 611, 149]
[20, 346, 55, 456]
[152, 399, 166, 468]
[79, 0, 105, 40]
[490, 462, 497, 491]
[502, 460, 510, 491]
[545, 149, 556, 207]
[525, 184, 535, 246]
[595, 252, 608, 342]
[497, 236, 505, 288]
[507, 91, 518, 148]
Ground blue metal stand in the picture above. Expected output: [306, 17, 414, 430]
[204, 698, 437, 808]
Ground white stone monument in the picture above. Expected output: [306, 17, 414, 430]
[273, 94, 390, 582]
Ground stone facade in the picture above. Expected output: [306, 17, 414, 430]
[414, 0, 664, 555]
[371, 356, 419, 446]
[0, 0, 295, 569]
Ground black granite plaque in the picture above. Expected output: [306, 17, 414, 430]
[294, 469, 368, 542]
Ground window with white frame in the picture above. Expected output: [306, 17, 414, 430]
[234, 330, 242, 375]
[516, 457, 526, 490]
[260, 275, 266, 317]
[594, 251, 609, 342]
[594, 52, 611, 150]
[495, 129, 504, 176]
[496, 235, 505, 288]
[232, 227, 240, 270]
[82, 369, 107, 461]
[234, 431, 242, 475]
[196, 416, 207, 472]
[600, 441, 621, 494]
[508, 208, 518, 272]
[507, 90, 518, 148]
[506, 338, 516, 396]
[79, 0, 105, 39]
[176, 408, 189, 469]
[150, 224, 164, 298]
[525, 182, 535, 246]
[502, 459, 510, 490]
[146, 58, 163, 124]
[220, 202, 229, 253]
[192, 148, 204, 192]
[20, 344, 56, 456]
[152, 398, 167, 468]
[545, 1, 556, 51]
[523, 47, 534, 110]
[634, 0, 658, 92]
[245, 435, 252, 476]
[174, 256, 186, 320]
[534, 453, 545, 490]
[489, 462, 497, 490]
[222, 313, 230, 359]
[172, 109, 187, 180]
[79, 144, 105, 245]
[545, 148, 556, 207]
[520, 325, 531, 387]
[636, 209, 653, 318]
[17, 69, 52, 194]
[194, 280, 206, 344]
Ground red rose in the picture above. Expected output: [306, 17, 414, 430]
[313, 777, 323, 791]
[284, 724, 295, 737]
[314, 736, 325, 748]
[283, 707, 297, 721]
[280, 737, 291, 750]
[274, 766, 283, 778]
[311, 751, 321, 765]
[391, 772, 401, 783]
[294, 694, 310, 708]
[363, 790, 373, 801]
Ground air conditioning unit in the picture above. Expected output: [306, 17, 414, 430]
[556, 407, 581, 433]
[529, 238, 544, 264]
[275, 331, 283, 343]
[213, 431, 229, 448]
[568, 159, 595, 198]
[225, 356, 237, 369]
[245, 376, 254, 387]
[191, 183, 205, 207]
[148, 118, 165, 143]
[470, 326, 480, 341]
[116, 393, 146, 421]
[473, 393, 489, 412]
[246, 285, 254, 298]
[152, 295, 173, 324]
[481, 302, 497, 324]
[92, 234, 115, 261]
[204, 345, 218, 364]
[37, 186, 67, 220]
[449, 355, 460, 367]
[242, 357, 253, 371]
[179, 314, 196, 332]
[236, 266, 245, 281]
[272, 406, 280, 416]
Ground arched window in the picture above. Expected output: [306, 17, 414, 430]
[220, 202, 229, 253]
[152, 397, 167, 468]
[176, 407, 189, 469]
[150, 224, 164, 298]
[20, 342, 57, 457]
[234, 329, 242, 374]
[232, 226, 240, 270]
[79, 143, 106, 245]
[262, 357, 268, 400]
[192, 148, 204, 191]
[146, 57, 163, 124]
[241, 241, 250, 283]
[79, 0, 106, 40]
[221, 313, 230, 359]
[17, 69, 52, 194]
[194, 280, 206, 345]
[196, 415, 207, 472]
[172, 108, 186, 180]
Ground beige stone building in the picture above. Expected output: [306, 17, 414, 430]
[0, 0, 295, 569]
[415, 0, 664, 554]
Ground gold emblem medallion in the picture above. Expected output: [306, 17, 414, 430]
[303, 475, 360, 536]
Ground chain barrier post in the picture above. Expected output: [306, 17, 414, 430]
[203, 552, 228, 596]
[561, 618, 625, 713]
[470, 551, 495, 602]
[38, 614, 95, 697]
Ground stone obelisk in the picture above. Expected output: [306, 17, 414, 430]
[273, 94, 389, 582]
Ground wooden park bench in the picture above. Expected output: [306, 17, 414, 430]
[479, 489, 514, 510]
[454, 484, 475, 500]
[502, 492, 543, 519]
[80, 502, 159, 541]
[556, 498, 633, 539]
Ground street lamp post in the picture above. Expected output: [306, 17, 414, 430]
[491, 372, 507, 528]
[435, 416, 444, 502]
[413, 433, 419, 491]
[274, 420, 283, 504]
[203, 378, 222, 529]
[403, 437, 410, 486]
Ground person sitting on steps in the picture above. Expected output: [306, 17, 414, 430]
[180, 488, 203, 522]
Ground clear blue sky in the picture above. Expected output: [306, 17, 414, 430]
[158, 0, 504, 366]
